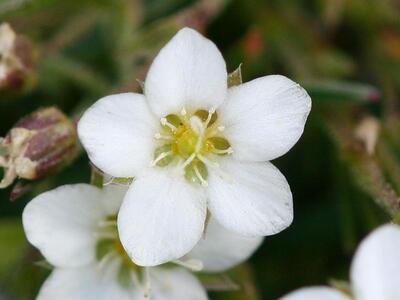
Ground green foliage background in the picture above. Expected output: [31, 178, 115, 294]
[0, 0, 399, 299]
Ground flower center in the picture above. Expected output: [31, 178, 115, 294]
[95, 215, 145, 291]
[152, 108, 232, 186]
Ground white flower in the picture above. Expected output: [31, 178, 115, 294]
[279, 224, 400, 300]
[78, 27, 311, 266]
[22, 184, 263, 299]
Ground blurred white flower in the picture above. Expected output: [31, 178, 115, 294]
[78, 27, 311, 266]
[22, 184, 263, 300]
[279, 224, 400, 300]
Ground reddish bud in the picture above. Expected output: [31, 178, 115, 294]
[0, 107, 78, 188]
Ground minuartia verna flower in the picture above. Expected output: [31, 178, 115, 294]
[78, 27, 311, 266]
[22, 184, 262, 300]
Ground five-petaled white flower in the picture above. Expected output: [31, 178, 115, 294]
[22, 184, 263, 300]
[78, 27, 311, 266]
[279, 224, 400, 300]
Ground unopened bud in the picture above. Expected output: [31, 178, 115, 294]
[0, 23, 35, 91]
[0, 107, 77, 188]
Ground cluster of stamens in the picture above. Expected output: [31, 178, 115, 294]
[152, 108, 232, 186]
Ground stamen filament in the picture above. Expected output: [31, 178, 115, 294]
[154, 133, 173, 141]
[173, 258, 204, 271]
[212, 147, 233, 155]
[143, 267, 151, 298]
[194, 165, 208, 186]
[97, 252, 116, 271]
[204, 108, 216, 127]
[181, 153, 196, 169]
[151, 151, 173, 166]
[160, 118, 177, 132]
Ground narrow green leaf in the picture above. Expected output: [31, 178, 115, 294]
[302, 80, 380, 103]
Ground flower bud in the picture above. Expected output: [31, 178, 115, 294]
[0, 23, 35, 91]
[0, 107, 78, 188]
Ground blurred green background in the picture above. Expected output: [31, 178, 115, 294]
[0, 0, 399, 299]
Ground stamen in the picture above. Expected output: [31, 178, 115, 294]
[160, 118, 177, 132]
[181, 153, 196, 169]
[194, 165, 208, 187]
[180, 107, 187, 116]
[154, 133, 173, 141]
[97, 252, 115, 271]
[204, 108, 216, 127]
[218, 125, 225, 132]
[143, 267, 151, 298]
[173, 258, 204, 271]
[212, 147, 233, 155]
[151, 151, 173, 167]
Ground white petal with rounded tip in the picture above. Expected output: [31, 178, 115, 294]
[118, 167, 207, 266]
[150, 267, 208, 300]
[37, 261, 137, 300]
[218, 75, 311, 161]
[187, 218, 263, 272]
[22, 184, 106, 268]
[144, 27, 227, 117]
[207, 159, 293, 237]
[350, 224, 400, 300]
[279, 287, 351, 300]
[78, 93, 157, 178]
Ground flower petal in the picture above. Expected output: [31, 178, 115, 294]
[207, 159, 293, 236]
[78, 93, 157, 177]
[350, 224, 400, 300]
[22, 184, 108, 267]
[144, 27, 227, 117]
[186, 218, 263, 272]
[150, 267, 208, 300]
[218, 75, 311, 161]
[118, 167, 207, 266]
[279, 287, 351, 300]
[37, 261, 137, 300]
